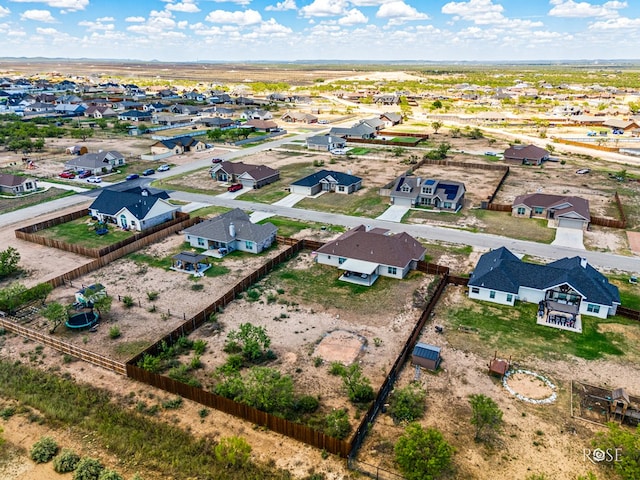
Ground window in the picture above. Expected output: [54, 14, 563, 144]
[422, 187, 432, 194]
[245, 240, 254, 249]
[506, 294, 513, 302]
[533, 207, 544, 215]
[489, 290, 496, 299]
[338, 257, 346, 264]
[388, 266, 397, 275]
[420, 197, 431, 205]
[338, 186, 345, 192]
[471, 287, 480, 294]
[517, 207, 526, 215]
[444, 202, 452, 209]
[587, 304, 600, 314]
[197, 237, 205, 247]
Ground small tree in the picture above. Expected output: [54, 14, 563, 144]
[214, 436, 251, 469]
[225, 323, 272, 362]
[593, 422, 640, 480]
[0, 246, 20, 278]
[431, 121, 443, 134]
[395, 423, 454, 480]
[324, 408, 351, 439]
[388, 384, 427, 424]
[342, 364, 374, 403]
[92, 295, 112, 319]
[469, 393, 503, 442]
[241, 366, 294, 413]
[42, 302, 69, 333]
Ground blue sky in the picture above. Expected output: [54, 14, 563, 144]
[0, 0, 639, 62]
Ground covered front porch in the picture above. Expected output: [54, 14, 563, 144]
[338, 258, 379, 286]
[536, 299, 582, 333]
[170, 252, 211, 277]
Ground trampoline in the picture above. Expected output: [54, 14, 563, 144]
[66, 310, 99, 329]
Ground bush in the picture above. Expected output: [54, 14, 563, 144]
[214, 436, 251, 469]
[108, 326, 121, 339]
[246, 289, 260, 302]
[388, 384, 427, 424]
[191, 283, 204, 291]
[193, 339, 207, 355]
[73, 457, 104, 480]
[30, 436, 59, 463]
[162, 396, 183, 409]
[324, 409, 351, 439]
[395, 423, 453, 480]
[53, 449, 80, 473]
[137, 354, 162, 373]
[146, 291, 159, 301]
[122, 296, 134, 308]
[328, 361, 346, 376]
[294, 395, 320, 413]
[98, 469, 123, 480]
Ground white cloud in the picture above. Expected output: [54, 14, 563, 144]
[0, 6, 11, 17]
[21, 9, 56, 22]
[265, 0, 297, 12]
[177, 20, 188, 28]
[78, 19, 114, 31]
[166, 1, 201, 13]
[548, 0, 627, 18]
[125, 16, 145, 23]
[300, 0, 348, 18]
[442, 0, 504, 23]
[250, 18, 293, 36]
[589, 15, 640, 29]
[210, 0, 251, 5]
[205, 9, 262, 25]
[127, 10, 179, 36]
[350, 0, 392, 5]
[376, 1, 429, 24]
[338, 8, 368, 25]
[35, 26, 59, 35]
[10, 0, 88, 12]
[96, 16, 114, 22]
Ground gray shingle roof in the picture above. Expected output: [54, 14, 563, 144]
[89, 188, 171, 220]
[291, 169, 361, 188]
[183, 208, 277, 243]
[469, 247, 620, 306]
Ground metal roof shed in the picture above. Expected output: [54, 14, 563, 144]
[412, 342, 442, 371]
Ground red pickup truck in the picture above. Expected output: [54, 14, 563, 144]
[227, 183, 243, 192]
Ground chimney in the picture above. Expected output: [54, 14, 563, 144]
[229, 222, 236, 238]
[580, 257, 587, 268]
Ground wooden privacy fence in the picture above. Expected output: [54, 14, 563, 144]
[0, 317, 127, 375]
[616, 306, 640, 322]
[126, 363, 351, 457]
[486, 203, 512, 212]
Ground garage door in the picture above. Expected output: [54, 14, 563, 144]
[392, 196, 414, 207]
[558, 218, 584, 230]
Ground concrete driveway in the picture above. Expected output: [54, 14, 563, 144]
[376, 205, 410, 222]
[273, 193, 305, 208]
[551, 227, 585, 250]
[216, 187, 247, 199]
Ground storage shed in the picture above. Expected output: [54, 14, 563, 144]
[411, 342, 442, 371]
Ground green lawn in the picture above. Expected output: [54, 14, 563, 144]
[237, 162, 318, 204]
[257, 216, 345, 237]
[445, 299, 636, 361]
[37, 217, 133, 248]
[469, 209, 555, 243]
[609, 274, 640, 310]
[266, 262, 424, 316]
[295, 187, 388, 217]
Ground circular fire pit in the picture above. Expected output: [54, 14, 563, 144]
[503, 369, 557, 404]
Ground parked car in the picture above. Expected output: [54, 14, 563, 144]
[318, 119, 329, 124]
[59, 171, 75, 179]
[78, 170, 92, 179]
[227, 183, 243, 192]
[484, 151, 497, 156]
[586, 131, 597, 136]
[576, 169, 591, 175]
[125, 173, 139, 180]
[330, 149, 346, 155]
[142, 168, 155, 176]
[212, 158, 223, 164]
[612, 128, 624, 135]
[87, 176, 102, 183]
[157, 164, 171, 172]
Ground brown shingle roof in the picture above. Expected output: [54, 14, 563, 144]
[512, 193, 590, 221]
[316, 225, 426, 268]
[218, 161, 278, 182]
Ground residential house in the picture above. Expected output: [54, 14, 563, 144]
[54, 104, 86, 116]
[244, 119, 279, 132]
[329, 123, 376, 140]
[281, 111, 318, 123]
[241, 109, 272, 120]
[603, 119, 640, 132]
[390, 175, 466, 211]
[357, 117, 385, 132]
[84, 105, 117, 118]
[150, 136, 206, 156]
[197, 117, 235, 129]
[88, 187, 179, 231]
[503, 144, 549, 165]
[468, 247, 620, 319]
[64, 151, 126, 174]
[512, 193, 590, 230]
[208, 93, 232, 104]
[373, 94, 400, 105]
[380, 112, 403, 127]
[290, 170, 362, 196]
[211, 161, 280, 189]
[183, 208, 277, 256]
[306, 135, 346, 152]
[117, 110, 152, 122]
[315, 225, 426, 286]
[0, 174, 37, 195]
[205, 106, 236, 118]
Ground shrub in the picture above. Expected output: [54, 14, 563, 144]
[388, 384, 427, 424]
[324, 409, 351, 439]
[73, 457, 104, 480]
[137, 354, 162, 373]
[30, 436, 58, 463]
[246, 289, 260, 302]
[122, 296, 134, 308]
[395, 423, 453, 480]
[313, 357, 323, 367]
[162, 396, 183, 410]
[193, 339, 207, 355]
[214, 436, 251, 469]
[328, 361, 346, 376]
[191, 283, 204, 291]
[98, 469, 123, 480]
[146, 291, 159, 301]
[294, 395, 320, 413]
[53, 449, 80, 473]
[189, 355, 203, 370]
[108, 326, 121, 340]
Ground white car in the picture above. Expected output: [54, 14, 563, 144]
[157, 164, 171, 172]
[331, 148, 346, 155]
[87, 176, 102, 183]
